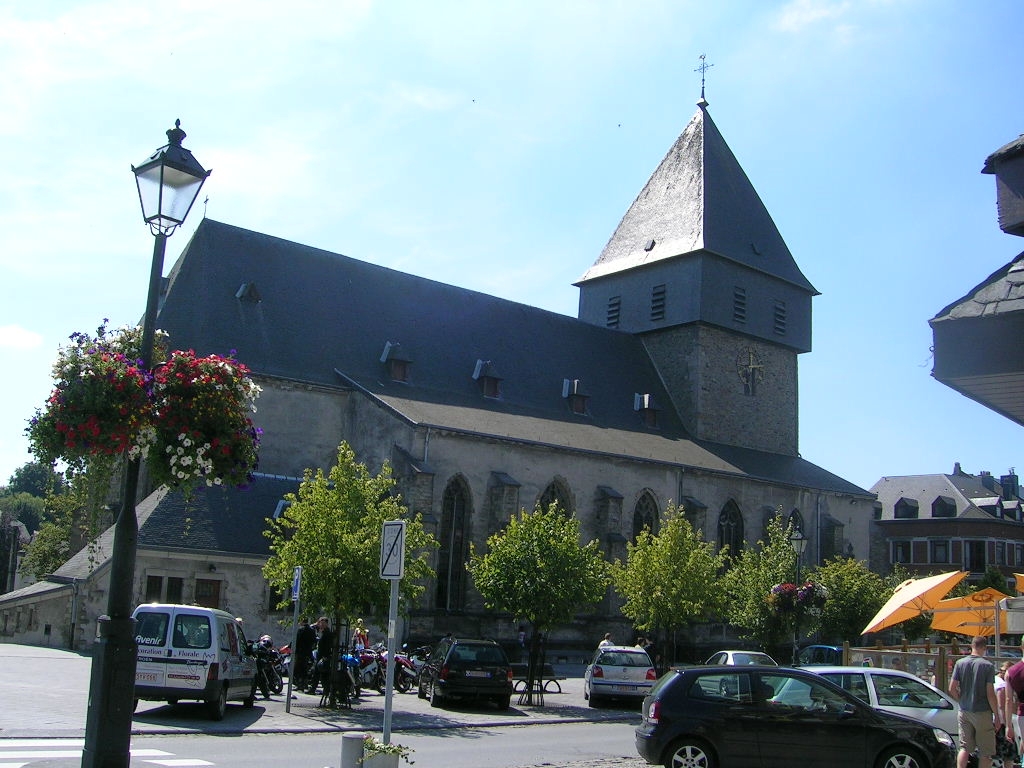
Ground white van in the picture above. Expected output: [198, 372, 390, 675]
[132, 603, 257, 720]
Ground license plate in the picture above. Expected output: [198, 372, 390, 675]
[609, 684, 638, 692]
[465, 670, 491, 678]
[136, 671, 160, 684]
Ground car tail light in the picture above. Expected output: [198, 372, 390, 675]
[646, 668, 657, 680]
[207, 663, 219, 681]
[592, 665, 604, 678]
[647, 699, 660, 723]
[439, 664, 449, 680]
[506, 668, 513, 682]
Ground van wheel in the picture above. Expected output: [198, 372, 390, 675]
[207, 685, 227, 721]
[167, 699, 178, 706]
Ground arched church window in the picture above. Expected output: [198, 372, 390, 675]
[787, 509, 804, 535]
[538, 478, 572, 515]
[436, 477, 471, 611]
[632, 491, 659, 540]
[718, 501, 744, 559]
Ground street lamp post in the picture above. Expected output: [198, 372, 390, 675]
[81, 121, 210, 768]
[789, 529, 808, 665]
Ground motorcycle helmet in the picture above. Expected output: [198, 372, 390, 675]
[259, 634, 273, 649]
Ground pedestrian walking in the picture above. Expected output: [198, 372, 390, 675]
[950, 635, 1002, 768]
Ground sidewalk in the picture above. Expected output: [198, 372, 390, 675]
[0, 643, 637, 739]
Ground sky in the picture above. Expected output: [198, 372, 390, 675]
[1, 0, 1023, 494]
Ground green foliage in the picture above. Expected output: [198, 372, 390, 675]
[262, 442, 437, 630]
[611, 504, 727, 632]
[4, 461, 65, 498]
[808, 556, 889, 643]
[720, 515, 807, 648]
[18, 463, 117, 579]
[467, 503, 609, 632]
[977, 566, 1011, 595]
[0, 492, 46, 533]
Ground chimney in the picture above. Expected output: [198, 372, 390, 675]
[979, 471, 999, 492]
[1001, 469, 1020, 500]
[954, 462, 962, 475]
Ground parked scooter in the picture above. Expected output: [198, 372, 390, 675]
[354, 644, 387, 694]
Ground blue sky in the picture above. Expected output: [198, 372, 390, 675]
[1, 0, 1023, 493]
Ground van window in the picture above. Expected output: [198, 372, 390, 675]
[135, 611, 170, 646]
[172, 614, 213, 650]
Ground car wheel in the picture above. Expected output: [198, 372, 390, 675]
[588, 692, 603, 708]
[207, 685, 227, 721]
[429, 681, 444, 708]
[664, 738, 714, 768]
[875, 746, 925, 768]
[494, 695, 510, 710]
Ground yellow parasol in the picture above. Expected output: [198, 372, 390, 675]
[930, 587, 1010, 636]
[861, 571, 967, 635]
[1014, 573, 1024, 594]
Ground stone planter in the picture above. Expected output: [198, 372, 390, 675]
[362, 753, 400, 768]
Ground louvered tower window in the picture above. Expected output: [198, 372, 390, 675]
[732, 287, 747, 324]
[606, 296, 621, 328]
[650, 284, 666, 321]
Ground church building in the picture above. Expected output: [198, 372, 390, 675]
[0, 98, 874, 652]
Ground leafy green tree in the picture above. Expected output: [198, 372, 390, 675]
[720, 515, 810, 654]
[4, 461, 64, 498]
[808, 556, 889, 643]
[611, 504, 727, 664]
[19, 498, 74, 579]
[467, 503, 609, 703]
[263, 442, 437, 638]
[0, 492, 46, 533]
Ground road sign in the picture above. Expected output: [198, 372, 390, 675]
[291, 566, 302, 601]
[380, 521, 406, 579]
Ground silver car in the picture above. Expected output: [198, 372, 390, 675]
[583, 645, 656, 707]
[806, 665, 958, 737]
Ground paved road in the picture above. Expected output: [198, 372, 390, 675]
[0, 643, 650, 767]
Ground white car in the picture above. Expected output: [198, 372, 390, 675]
[583, 645, 656, 707]
[704, 649, 778, 666]
[805, 665, 958, 737]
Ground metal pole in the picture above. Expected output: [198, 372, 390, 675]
[81, 231, 167, 768]
[793, 552, 802, 665]
[382, 577, 399, 743]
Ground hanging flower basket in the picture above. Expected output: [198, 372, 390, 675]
[27, 324, 261, 494]
[148, 350, 262, 493]
[26, 324, 156, 468]
[767, 581, 828, 619]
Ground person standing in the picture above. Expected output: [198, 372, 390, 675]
[306, 617, 334, 694]
[598, 633, 614, 648]
[293, 617, 316, 688]
[1003, 639, 1024, 760]
[950, 635, 1002, 768]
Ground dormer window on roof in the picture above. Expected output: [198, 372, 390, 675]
[472, 359, 503, 399]
[634, 393, 659, 428]
[562, 378, 589, 415]
[380, 341, 412, 383]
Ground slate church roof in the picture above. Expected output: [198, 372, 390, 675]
[579, 100, 817, 294]
[154, 218, 867, 497]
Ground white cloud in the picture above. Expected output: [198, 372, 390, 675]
[774, 0, 852, 32]
[0, 325, 44, 350]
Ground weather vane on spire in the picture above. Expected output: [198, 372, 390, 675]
[695, 53, 713, 102]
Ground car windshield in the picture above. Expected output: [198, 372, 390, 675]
[453, 645, 506, 665]
[734, 653, 775, 665]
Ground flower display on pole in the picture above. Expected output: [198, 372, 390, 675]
[767, 581, 828, 619]
[26, 322, 261, 494]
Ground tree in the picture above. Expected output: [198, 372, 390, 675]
[466, 503, 609, 703]
[262, 442, 437, 638]
[0, 492, 46, 534]
[720, 515, 810, 654]
[808, 556, 889, 643]
[4, 462, 64, 498]
[611, 504, 727, 664]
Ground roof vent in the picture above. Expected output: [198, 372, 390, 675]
[235, 282, 261, 302]
[644, 239, 656, 252]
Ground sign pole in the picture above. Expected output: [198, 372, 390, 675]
[285, 566, 302, 713]
[379, 521, 406, 744]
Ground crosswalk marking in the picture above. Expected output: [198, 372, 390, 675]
[0, 739, 203, 766]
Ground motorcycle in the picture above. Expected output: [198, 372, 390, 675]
[405, 644, 431, 685]
[386, 647, 419, 693]
[249, 638, 284, 698]
[354, 644, 387, 695]
[276, 642, 291, 681]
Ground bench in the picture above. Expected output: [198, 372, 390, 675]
[510, 663, 567, 694]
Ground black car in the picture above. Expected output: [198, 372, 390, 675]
[635, 665, 956, 768]
[416, 637, 514, 710]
